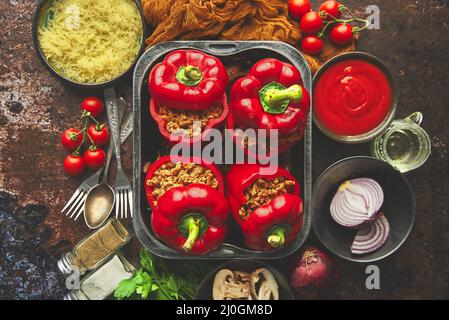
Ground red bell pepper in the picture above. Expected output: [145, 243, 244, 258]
[149, 94, 229, 146]
[149, 50, 228, 110]
[226, 164, 304, 251]
[227, 58, 310, 156]
[151, 184, 229, 255]
[144, 155, 225, 211]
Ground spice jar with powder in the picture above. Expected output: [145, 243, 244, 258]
[57, 219, 130, 276]
[64, 254, 135, 300]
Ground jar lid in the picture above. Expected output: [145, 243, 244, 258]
[57, 253, 86, 276]
[64, 290, 89, 300]
[57, 254, 74, 276]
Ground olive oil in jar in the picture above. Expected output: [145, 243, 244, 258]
[371, 112, 431, 173]
[385, 129, 429, 172]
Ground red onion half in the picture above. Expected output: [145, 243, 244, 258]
[351, 215, 390, 255]
[330, 178, 384, 228]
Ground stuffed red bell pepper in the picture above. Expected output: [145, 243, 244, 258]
[227, 58, 310, 156]
[145, 155, 224, 211]
[151, 184, 229, 255]
[149, 50, 229, 145]
[226, 164, 304, 251]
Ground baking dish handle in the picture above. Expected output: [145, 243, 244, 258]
[201, 41, 248, 55]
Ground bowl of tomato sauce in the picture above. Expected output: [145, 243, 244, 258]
[313, 52, 398, 144]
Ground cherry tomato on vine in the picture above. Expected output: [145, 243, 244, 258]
[301, 36, 324, 56]
[299, 12, 324, 35]
[88, 124, 109, 147]
[329, 23, 353, 46]
[319, 1, 342, 21]
[81, 97, 104, 118]
[288, 0, 311, 20]
[84, 147, 106, 170]
[64, 153, 86, 176]
[61, 128, 83, 152]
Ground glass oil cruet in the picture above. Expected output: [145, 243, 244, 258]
[371, 112, 432, 173]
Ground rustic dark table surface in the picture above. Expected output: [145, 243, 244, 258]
[1, 0, 448, 300]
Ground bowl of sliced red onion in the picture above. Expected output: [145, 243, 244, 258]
[312, 156, 415, 262]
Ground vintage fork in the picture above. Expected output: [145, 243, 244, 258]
[61, 97, 129, 220]
[105, 88, 133, 219]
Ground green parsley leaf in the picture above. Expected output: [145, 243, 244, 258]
[135, 271, 152, 299]
[151, 284, 159, 291]
[139, 249, 153, 271]
[115, 249, 212, 300]
[114, 278, 137, 300]
[166, 276, 177, 291]
[155, 290, 171, 300]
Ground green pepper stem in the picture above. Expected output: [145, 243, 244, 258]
[264, 84, 303, 106]
[176, 66, 204, 86]
[267, 226, 288, 248]
[185, 67, 202, 81]
[182, 216, 201, 252]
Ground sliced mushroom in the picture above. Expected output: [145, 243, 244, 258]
[212, 269, 252, 300]
[250, 268, 279, 300]
[234, 271, 251, 283]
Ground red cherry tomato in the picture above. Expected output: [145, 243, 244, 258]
[299, 12, 324, 35]
[288, 0, 311, 20]
[329, 23, 353, 46]
[301, 36, 324, 56]
[64, 154, 86, 176]
[319, 1, 342, 21]
[61, 128, 83, 152]
[81, 97, 104, 118]
[88, 124, 109, 147]
[84, 147, 106, 170]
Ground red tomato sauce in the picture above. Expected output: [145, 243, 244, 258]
[314, 59, 393, 136]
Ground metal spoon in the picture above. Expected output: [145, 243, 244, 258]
[83, 179, 115, 229]
[83, 98, 128, 229]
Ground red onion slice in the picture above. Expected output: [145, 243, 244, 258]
[330, 178, 384, 228]
[351, 215, 390, 255]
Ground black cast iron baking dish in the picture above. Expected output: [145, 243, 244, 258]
[32, 0, 147, 89]
[132, 41, 312, 259]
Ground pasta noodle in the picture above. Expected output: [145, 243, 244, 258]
[38, 0, 142, 84]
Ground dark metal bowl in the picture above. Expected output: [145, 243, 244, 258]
[194, 260, 295, 300]
[313, 52, 398, 144]
[31, 0, 146, 89]
[312, 156, 415, 263]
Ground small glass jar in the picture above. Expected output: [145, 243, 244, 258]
[58, 218, 130, 277]
[64, 254, 135, 300]
[371, 112, 431, 173]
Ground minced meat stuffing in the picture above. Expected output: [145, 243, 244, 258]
[147, 162, 219, 205]
[158, 104, 223, 137]
[239, 177, 295, 219]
